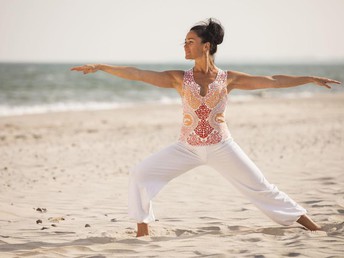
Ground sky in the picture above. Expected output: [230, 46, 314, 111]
[1, 0, 344, 64]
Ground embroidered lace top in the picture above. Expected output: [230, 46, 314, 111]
[179, 68, 231, 146]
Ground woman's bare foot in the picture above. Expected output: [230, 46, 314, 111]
[297, 214, 321, 231]
[136, 223, 149, 237]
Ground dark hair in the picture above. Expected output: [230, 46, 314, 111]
[190, 18, 224, 55]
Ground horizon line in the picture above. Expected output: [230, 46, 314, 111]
[1, 59, 344, 65]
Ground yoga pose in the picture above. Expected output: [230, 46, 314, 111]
[71, 18, 340, 237]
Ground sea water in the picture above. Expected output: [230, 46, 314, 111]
[0, 62, 343, 116]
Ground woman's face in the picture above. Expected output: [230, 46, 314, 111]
[184, 31, 206, 60]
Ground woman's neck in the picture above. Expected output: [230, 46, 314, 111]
[193, 55, 217, 74]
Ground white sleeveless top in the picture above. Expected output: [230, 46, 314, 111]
[179, 68, 231, 146]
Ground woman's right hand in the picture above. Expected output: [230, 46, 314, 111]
[70, 64, 100, 74]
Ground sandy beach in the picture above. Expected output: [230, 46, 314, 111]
[0, 93, 343, 257]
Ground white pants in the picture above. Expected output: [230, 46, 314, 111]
[128, 138, 306, 225]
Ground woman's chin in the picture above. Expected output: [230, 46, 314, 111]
[185, 55, 194, 60]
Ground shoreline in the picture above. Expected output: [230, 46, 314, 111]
[1, 91, 343, 118]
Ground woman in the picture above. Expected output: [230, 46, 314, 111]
[71, 18, 340, 237]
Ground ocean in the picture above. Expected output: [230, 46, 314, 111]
[0, 62, 343, 116]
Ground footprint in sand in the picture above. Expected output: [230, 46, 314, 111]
[32, 134, 42, 139]
[198, 226, 221, 231]
[256, 227, 286, 236]
[15, 134, 27, 140]
[320, 222, 344, 236]
[174, 229, 196, 237]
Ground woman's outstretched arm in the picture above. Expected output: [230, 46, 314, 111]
[227, 70, 341, 91]
[70, 64, 184, 90]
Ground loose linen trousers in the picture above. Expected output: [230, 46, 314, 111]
[128, 138, 306, 225]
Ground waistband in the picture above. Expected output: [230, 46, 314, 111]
[177, 136, 234, 149]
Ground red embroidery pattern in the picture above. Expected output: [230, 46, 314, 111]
[194, 120, 213, 138]
[179, 68, 231, 146]
[187, 131, 222, 146]
[195, 103, 211, 120]
[194, 104, 213, 138]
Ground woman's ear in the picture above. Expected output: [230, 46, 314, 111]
[203, 42, 210, 53]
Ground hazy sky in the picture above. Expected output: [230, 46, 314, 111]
[1, 0, 344, 63]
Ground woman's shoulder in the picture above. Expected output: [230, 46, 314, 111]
[164, 70, 185, 80]
[226, 69, 249, 77]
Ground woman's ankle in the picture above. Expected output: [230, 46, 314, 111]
[136, 223, 149, 237]
[297, 214, 321, 231]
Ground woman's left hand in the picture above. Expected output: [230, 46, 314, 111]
[311, 76, 341, 89]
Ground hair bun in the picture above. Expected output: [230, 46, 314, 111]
[206, 18, 224, 45]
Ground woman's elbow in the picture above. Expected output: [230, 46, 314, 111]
[270, 75, 281, 88]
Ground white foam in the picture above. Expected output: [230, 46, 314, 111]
[0, 92, 319, 117]
[0, 98, 182, 117]
[0, 102, 132, 117]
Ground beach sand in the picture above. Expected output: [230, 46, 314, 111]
[0, 93, 343, 257]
